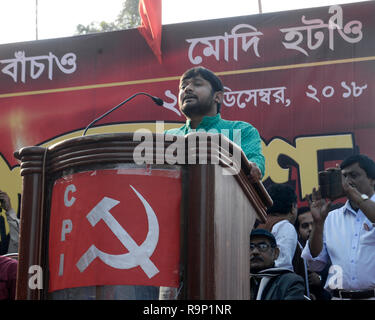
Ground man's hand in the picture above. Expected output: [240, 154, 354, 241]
[307, 188, 331, 225]
[305, 188, 331, 258]
[342, 176, 363, 206]
[248, 161, 262, 182]
[308, 272, 322, 287]
[0, 191, 12, 211]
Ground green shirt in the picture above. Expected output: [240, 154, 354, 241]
[164, 113, 265, 176]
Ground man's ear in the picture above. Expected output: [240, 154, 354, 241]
[370, 178, 375, 191]
[214, 91, 224, 104]
[273, 247, 280, 261]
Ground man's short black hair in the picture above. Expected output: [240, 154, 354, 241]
[180, 66, 224, 113]
[340, 154, 375, 179]
[266, 184, 297, 215]
[297, 206, 310, 215]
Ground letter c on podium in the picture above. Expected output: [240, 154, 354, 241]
[64, 184, 76, 207]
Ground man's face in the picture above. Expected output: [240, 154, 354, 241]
[178, 75, 219, 118]
[250, 236, 279, 273]
[342, 162, 375, 195]
[298, 211, 313, 242]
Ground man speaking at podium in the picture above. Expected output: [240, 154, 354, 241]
[164, 67, 265, 181]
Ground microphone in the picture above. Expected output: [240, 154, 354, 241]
[83, 92, 164, 136]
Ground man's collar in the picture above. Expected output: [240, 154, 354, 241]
[342, 200, 357, 215]
[185, 113, 221, 129]
[250, 267, 293, 278]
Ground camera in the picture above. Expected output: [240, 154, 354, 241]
[318, 167, 345, 200]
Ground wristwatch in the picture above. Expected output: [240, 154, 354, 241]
[360, 194, 369, 202]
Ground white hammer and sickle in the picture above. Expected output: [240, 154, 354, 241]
[76, 185, 160, 278]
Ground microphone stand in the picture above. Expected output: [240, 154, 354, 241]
[83, 92, 163, 136]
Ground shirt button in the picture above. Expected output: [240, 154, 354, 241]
[351, 260, 354, 263]
[352, 246, 356, 249]
[355, 234, 358, 237]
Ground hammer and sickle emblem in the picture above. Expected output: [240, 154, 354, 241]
[76, 185, 160, 278]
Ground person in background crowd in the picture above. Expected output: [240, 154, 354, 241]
[257, 184, 298, 271]
[295, 206, 331, 300]
[0, 255, 17, 300]
[0, 191, 19, 254]
[302, 154, 375, 300]
[250, 229, 305, 300]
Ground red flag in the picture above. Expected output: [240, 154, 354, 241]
[138, 0, 162, 63]
[48, 169, 182, 292]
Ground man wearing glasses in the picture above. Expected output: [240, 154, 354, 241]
[250, 229, 305, 300]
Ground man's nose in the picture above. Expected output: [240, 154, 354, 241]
[250, 247, 260, 254]
[183, 83, 193, 93]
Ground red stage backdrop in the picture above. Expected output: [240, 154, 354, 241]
[1, 1, 374, 215]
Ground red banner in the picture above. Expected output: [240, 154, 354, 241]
[48, 169, 181, 292]
[1, 1, 374, 217]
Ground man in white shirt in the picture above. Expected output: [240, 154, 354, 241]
[302, 154, 375, 300]
[257, 184, 298, 271]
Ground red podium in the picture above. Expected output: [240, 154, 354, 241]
[14, 132, 271, 300]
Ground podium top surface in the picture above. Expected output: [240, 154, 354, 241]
[14, 132, 271, 221]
